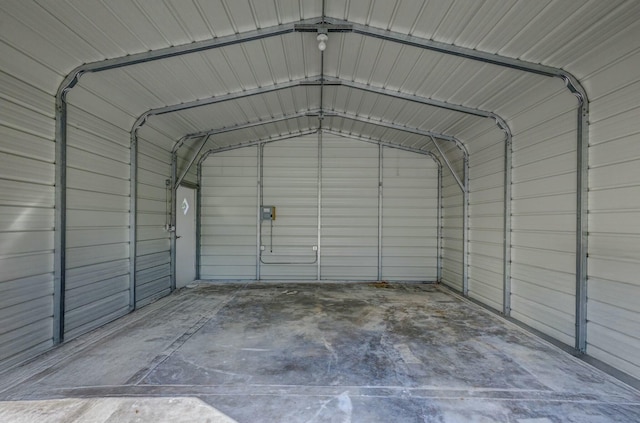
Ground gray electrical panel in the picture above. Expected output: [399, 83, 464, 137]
[261, 206, 276, 220]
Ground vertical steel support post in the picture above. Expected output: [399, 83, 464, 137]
[317, 130, 323, 280]
[196, 163, 202, 281]
[462, 156, 469, 296]
[170, 152, 178, 291]
[503, 131, 513, 316]
[54, 91, 68, 344]
[129, 130, 138, 310]
[256, 145, 263, 280]
[378, 144, 383, 280]
[437, 161, 443, 283]
[575, 97, 589, 353]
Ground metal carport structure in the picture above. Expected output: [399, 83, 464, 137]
[1, 0, 639, 392]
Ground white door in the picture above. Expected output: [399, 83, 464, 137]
[176, 185, 197, 288]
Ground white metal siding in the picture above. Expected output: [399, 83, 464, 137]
[440, 145, 465, 292]
[463, 122, 506, 311]
[508, 80, 578, 347]
[64, 90, 131, 340]
[135, 137, 171, 307]
[0, 71, 56, 369]
[260, 137, 318, 280]
[200, 147, 258, 280]
[321, 136, 378, 280]
[382, 147, 438, 281]
[583, 33, 640, 379]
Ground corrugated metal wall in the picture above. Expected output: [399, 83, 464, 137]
[508, 79, 578, 347]
[200, 134, 439, 281]
[0, 70, 55, 369]
[463, 121, 506, 311]
[382, 147, 438, 281]
[321, 136, 378, 280]
[135, 133, 172, 307]
[200, 147, 258, 280]
[261, 137, 319, 280]
[63, 87, 132, 340]
[440, 144, 465, 292]
[583, 32, 640, 380]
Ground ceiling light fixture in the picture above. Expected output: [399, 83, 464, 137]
[317, 33, 328, 51]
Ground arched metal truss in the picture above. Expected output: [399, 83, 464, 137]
[53, 15, 588, 353]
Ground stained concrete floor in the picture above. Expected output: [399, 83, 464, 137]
[1, 282, 639, 423]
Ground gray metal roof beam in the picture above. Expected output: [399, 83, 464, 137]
[132, 78, 318, 130]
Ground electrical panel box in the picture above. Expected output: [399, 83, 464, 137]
[261, 206, 276, 221]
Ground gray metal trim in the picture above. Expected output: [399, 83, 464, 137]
[337, 78, 502, 121]
[170, 153, 178, 291]
[129, 129, 138, 310]
[463, 155, 470, 297]
[503, 129, 513, 316]
[576, 98, 589, 353]
[132, 79, 307, 130]
[196, 165, 202, 281]
[332, 18, 586, 95]
[437, 162, 443, 283]
[57, 20, 320, 92]
[257, 144, 263, 280]
[317, 129, 323, 280]
[378, 144, 383, 281]
[53, 90, 68, 344]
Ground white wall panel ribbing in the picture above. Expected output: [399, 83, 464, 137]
[508, 81, 578, 347]
[440, 144, 465, 292]
[200, 135, 440, 282]
[462, 122, 506, 311]
[200, 147, 258, 280]
[0, 71, 56, 370]
[261, 137, 319, 280]
[583, 31, 640, 379]
[63, 92, 131, 340]
[321, 136, 378, 280]
[382, 148, 438, 281]
[135, 137, 171, 307]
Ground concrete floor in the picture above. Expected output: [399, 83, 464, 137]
[1, 282, 639, 423]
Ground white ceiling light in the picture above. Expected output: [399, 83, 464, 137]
[317, 33, 328, 51]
